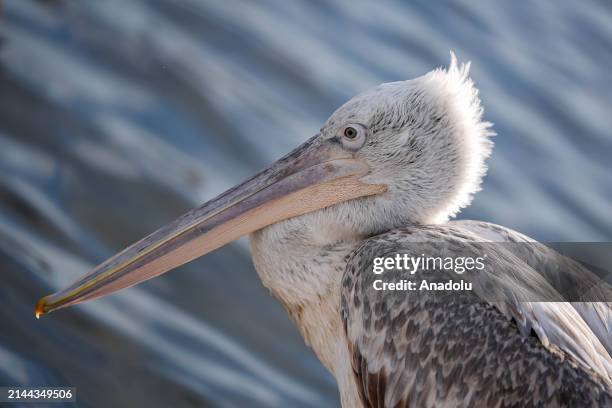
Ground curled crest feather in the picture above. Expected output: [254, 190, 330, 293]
[416, 51, 495, 221]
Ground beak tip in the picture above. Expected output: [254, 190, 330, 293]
[35, 296, 49, 319]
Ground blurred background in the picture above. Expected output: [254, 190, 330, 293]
[0, 0, 611, 407]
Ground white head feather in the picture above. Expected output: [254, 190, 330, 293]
[320, 52, 494, 231]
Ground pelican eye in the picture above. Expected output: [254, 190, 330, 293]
[339, 123, 367, 150]
[344, 126, 358, 139]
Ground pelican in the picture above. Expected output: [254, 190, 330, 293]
[36, 54, 611, 407]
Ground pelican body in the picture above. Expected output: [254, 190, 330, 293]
[37, 55, 612, 407]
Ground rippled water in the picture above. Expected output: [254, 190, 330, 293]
[1, 1, 611, 407]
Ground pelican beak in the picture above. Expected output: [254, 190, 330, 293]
[36, 136, 387, 317]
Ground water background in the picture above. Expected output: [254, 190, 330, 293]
[1, 1, 611, 407]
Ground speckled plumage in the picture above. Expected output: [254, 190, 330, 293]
[341, 224, 612, 407]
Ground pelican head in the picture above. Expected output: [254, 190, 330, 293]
[36, 54, 493, 317]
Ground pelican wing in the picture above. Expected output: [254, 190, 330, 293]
[452, 220, 612, 357]
[341, 223, 612, 407]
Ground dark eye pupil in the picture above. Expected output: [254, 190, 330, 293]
[344, 127, 357, 139]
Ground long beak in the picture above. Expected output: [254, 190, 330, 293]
[36, 137, 387, 317]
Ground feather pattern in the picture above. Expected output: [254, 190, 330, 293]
[341, 223, 612, 407]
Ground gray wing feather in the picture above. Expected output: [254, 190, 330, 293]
[453, 220, 612, 358]
[341, 222, 612, 407]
